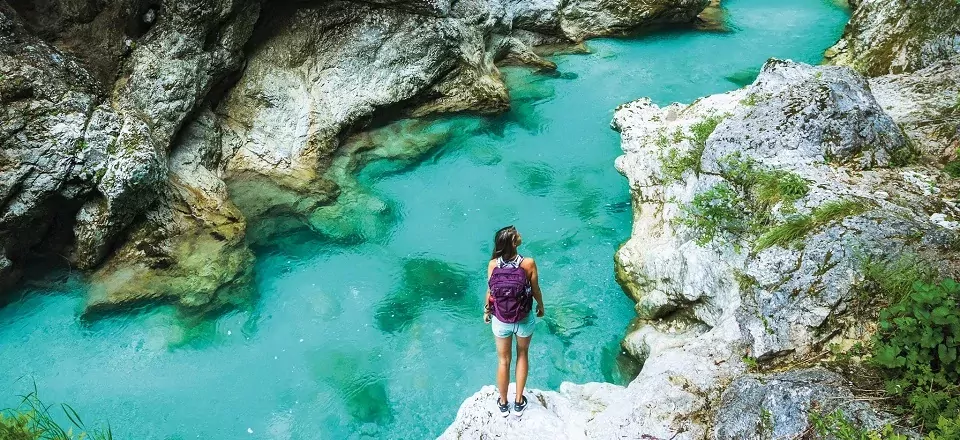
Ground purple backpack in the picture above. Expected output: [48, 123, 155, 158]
[488, 255, 532, 323]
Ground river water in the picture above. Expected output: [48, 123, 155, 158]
[0, 1, 849, 438]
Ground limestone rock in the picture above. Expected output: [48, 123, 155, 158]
[869, 56, 960, 160]
[560, 0, 709, 41]
[825, 0, 960, 76]
[1, 0, 709, 306]
[87, 109, 255, 314]
[713, 368, 888, 439]
[0, 0, 259, 303]
[439, 382, 627, 440]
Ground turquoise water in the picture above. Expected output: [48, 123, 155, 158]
[0, 1, 848, 438]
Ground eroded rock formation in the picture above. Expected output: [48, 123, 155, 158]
[0, 0, 711, 309]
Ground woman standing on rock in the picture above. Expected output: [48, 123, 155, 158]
[483, 225, 545, 418]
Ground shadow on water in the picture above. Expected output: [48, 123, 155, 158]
[374, 257, 474, 333]
[724, 65, 762, 87]
[600, 338, 642, 385]
[541, 299, 597, 346]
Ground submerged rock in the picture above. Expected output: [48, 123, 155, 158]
[825, 0, 960, 76]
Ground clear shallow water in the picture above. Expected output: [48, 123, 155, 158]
[0, 1, 848, 438]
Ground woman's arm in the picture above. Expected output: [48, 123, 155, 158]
[483, 259, 495, 323]
[525, 258, 545, 317]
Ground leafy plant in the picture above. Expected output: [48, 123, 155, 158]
[759, 407, 774, 436]
[678, 182, 748, 247]
[661, 147, 702, 181]
[689, 115, 724, 151]
[945, 160, 960, 178]
[871, 279, 960, 429]
[809, 409, 907, 440]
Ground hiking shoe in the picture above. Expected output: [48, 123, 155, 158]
[496, 397, 510, 417]
[514, 395, 528, 418]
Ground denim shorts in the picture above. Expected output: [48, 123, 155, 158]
[491, 313, 536, 338]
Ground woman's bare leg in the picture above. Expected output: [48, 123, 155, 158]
[514, 335, 532, 402]
[495, 335, 513, 404]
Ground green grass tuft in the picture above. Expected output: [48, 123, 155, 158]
[861, 253, 935, 302]
[754, 199, 869, 251]
[944, 160, 960, 178]
[753, 214, 814, 251]
[812, 199, 869, 224]
[754, 169, 809, 211]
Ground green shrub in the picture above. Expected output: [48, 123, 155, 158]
[872, 279, 960, 430]
[659, 115, 726, 181]
[809, 409, 910, 440]
[689, 115, 724, 151]
[0, 390, 112, 440]
[753, 199, 868, 251]
[678, 182, 747, 247]
[661, 147, 701, 181]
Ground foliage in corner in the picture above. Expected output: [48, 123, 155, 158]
[0, 389, 112, 440]
[809, 408, 960, 440]
[871, 278, 960, 430]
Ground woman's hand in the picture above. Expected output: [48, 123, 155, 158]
[483, 312, 492, 324]
[536, 303, 544, 317]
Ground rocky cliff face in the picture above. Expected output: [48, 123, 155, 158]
[0, 0, 710, 308]
[825, 0, 960, 76]
[0, 0, 259, 298]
